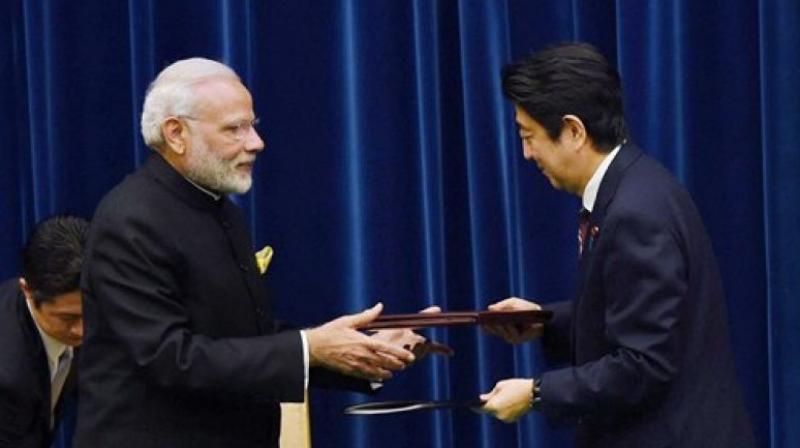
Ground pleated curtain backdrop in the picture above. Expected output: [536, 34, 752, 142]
[1, 1, 797, 447]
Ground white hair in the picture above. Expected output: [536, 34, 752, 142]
[140, 58, 240, 149]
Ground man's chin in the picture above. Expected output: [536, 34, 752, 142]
[223, 176, 253, 195]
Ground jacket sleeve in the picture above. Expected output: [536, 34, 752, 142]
[0, 381, 25, 446]
[309, 368, 374, 394]
[540, 208, 686, 420]
[84, 212, 305, 403]
[541, 300, 573, 366]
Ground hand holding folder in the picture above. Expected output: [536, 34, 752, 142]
[346, 306, 553, 415]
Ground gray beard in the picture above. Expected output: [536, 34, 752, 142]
[185, 142, 253, 194]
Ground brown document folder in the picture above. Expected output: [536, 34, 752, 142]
[360, 309, 552, 330]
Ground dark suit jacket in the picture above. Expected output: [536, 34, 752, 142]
[0, 279, 74, 448]
[75, 154, 366, 448]
[539, 144, 755, 448]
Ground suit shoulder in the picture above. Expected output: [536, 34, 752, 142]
[615, 155, 693, 212]
[0, 279, 20, 309]
[93, 168, 160, 220]
[603, 158, 697, 240]
[91, 166, 195, 238]
[0, 290, 39, 392]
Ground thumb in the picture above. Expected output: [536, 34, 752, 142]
[480, 384, 499, 402]
[343, 302, 384, 328]
[419, 305, 441, 314]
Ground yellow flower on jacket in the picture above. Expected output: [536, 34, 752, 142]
[255, 245, 274, 275]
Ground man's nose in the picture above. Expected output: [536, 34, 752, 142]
[72, 319, 84, 339]
[246, 127, 265, 153]
[523, 146, 536, 161]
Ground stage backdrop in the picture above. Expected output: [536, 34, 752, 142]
[2, 1, 797, 447]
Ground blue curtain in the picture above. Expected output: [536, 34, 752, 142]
[1, 1, 797, 447]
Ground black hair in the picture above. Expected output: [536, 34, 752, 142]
[501, 42, 628, 152]
[21, 215, 90, 305]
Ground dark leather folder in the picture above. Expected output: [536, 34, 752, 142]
[360, 309, 553, 330]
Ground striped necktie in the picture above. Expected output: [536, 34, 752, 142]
[50, 347, 72, 427]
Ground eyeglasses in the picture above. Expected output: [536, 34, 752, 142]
[178, 116, 261, 142]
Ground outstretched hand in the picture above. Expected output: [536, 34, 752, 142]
[306, 303, 416, 381]
[482, 297, 544, 344]
[370, 306, 454, 360]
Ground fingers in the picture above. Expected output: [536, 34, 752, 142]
[336, 339, 410, 381]
[423, 341, 454, 356]
[488, 297, 541, 312]
[402, 330, 426, 349]
[307, 322, 414, 379]
[336, 302, 384, 328]
[347, 353, 395, 381]
[373, 351, 407, 372]
[517, 323, 544, 342]
[412, 340, 454, 358]
[488, 297, 523, 311]
[351, 302, 384, 327]
[484, 298, 544, 344]
[350, 342, 411, 380]
[370, 328, 424, 347]
[419, 305, 441, 314]
[367, 336, 416, 365]
[482, 324, 502, 338]
[479, 379, 533, 423]
[482, 323, 523, 344]
[479, 383, 500, 403]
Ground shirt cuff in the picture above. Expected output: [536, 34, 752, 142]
[299, 329, 309, 390]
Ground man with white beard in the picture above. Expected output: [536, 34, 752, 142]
[74, 58, 419, 448]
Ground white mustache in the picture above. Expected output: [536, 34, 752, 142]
[232, 156, 256, 166]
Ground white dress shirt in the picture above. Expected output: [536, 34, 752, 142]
[582, 144, 622, 212]
[25, 298, 73, 426]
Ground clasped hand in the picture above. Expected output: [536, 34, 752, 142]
[306, 303, 450, 382]
[481, 297, 544, 344]
[480, 378, 535, 422]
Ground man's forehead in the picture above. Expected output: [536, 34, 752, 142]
[515, 116, 533, 131]
[513, 106, 530, 122]
[192, 78, 253, 114]
[513, 107, 541, 132]
[43, 290, 82, 311]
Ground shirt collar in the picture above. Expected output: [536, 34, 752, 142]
[184, 176, 223, 201]
[582, 144, 621, 212]
[25, 298, 69, 377]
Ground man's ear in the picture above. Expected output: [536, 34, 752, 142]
[560, 115, 587, 149]
[161, 117, 188, 155]
[18, 277, 34, 304]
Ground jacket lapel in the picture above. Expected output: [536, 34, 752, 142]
[571, 144, 643, 361]
[576, 144, 641, 269]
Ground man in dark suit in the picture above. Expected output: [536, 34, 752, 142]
[0, 215, 89, 448]
[74, 58, 421, 448]
[479, 43, 755, 447]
